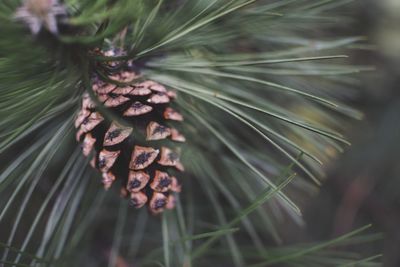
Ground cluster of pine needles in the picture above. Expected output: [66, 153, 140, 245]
[0, 0, 381, 266]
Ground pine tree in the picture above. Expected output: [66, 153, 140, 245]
[0, 1, 381, 266]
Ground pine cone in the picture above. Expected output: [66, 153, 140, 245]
[75, 50, 184, 214]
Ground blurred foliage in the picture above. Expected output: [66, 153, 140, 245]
[304, 1, 400, 266]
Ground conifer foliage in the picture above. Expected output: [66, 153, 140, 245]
[0, 0, 380, 266]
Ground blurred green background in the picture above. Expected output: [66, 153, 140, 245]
[304, 1, 400, 266]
